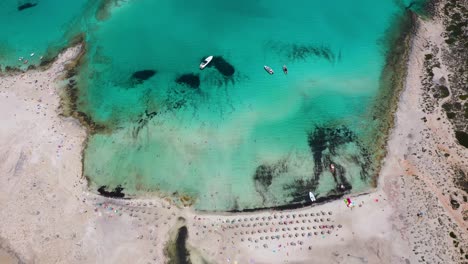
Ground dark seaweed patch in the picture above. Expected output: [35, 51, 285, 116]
[176, 73, 200, 89]
[282, 125, 370, 204]
[133, 109, 158, 138]
[97, 185, 125, 198]
[209, 56, 235, 77]
[18, 2, 37, 11]
[307, 126, 356, 179]
[253, 160, 288, 202]
[267, 41, 336, 62]
[131, 70, 156, 84]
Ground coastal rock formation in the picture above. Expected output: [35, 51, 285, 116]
[97, 185, 125, 198]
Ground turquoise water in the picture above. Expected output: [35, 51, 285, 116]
[0, 0, 100, 69]
[0, 0, 424, 210]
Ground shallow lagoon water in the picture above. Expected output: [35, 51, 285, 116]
[0, 0, 425, 211]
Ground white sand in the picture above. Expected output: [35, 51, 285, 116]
[0, 3, 466, 263]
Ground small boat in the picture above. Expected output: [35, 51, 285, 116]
[264, 65, 274, 75]
[309, 191, 316, 202]
[330, 164, 335, 173]
[282, 65, 288, 74]
[200, 56, 213, 70]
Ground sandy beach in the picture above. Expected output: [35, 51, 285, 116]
[0, 1, 467, 263]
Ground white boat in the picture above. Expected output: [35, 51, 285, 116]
[309, 191, 316, 202]
[264, 65, 274, 75]
[200, 56, 213, 70]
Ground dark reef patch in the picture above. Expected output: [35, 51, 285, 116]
[97, 185, 125, 198]
[176, 73, 200, 89]
[18, 2, 37, 11]
[267, 41, 335, 62]
[131, 70, 156, 85]
[208, 56, 235, 77]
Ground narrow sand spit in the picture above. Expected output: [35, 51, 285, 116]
[0, 2, 466, 263]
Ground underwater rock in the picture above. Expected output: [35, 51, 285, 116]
[209, 56, 235, 77]
[18, 2, 38, 11]
[97, 185, 125, 198]
[176, 73, 200, 89]
[131, 70, 157, 84]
